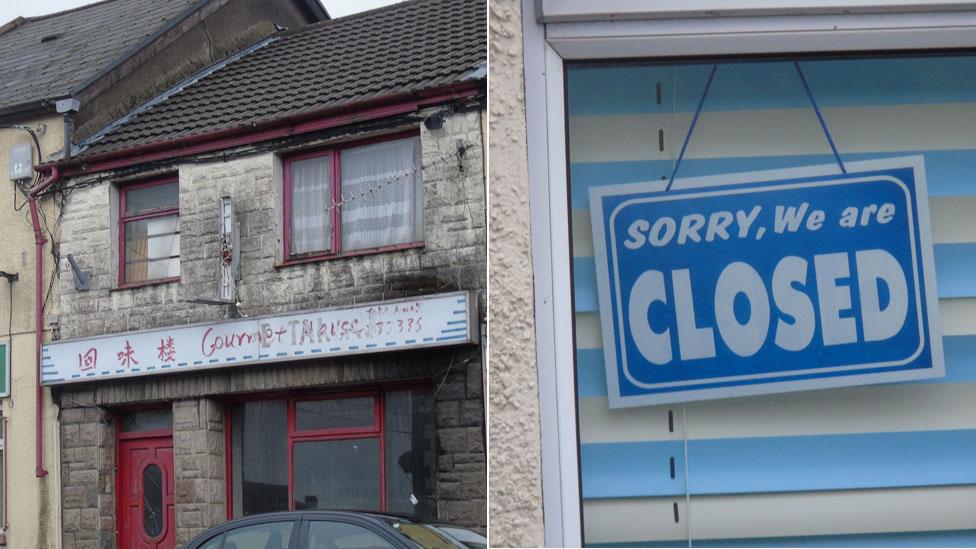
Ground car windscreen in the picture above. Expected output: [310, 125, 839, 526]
[384, 520, 486, 549]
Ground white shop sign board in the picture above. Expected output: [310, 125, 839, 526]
[42, 292, 476, 385]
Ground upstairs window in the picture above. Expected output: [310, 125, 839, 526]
[283, 133, 423, 260]
[119, 179, 180, 286]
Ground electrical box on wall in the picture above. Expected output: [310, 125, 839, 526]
[9, 142, 33, 181]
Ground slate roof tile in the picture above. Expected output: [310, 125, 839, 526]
[80, 0, 486, 158]
[0, 0, 202, 111]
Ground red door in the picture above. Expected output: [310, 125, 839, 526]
[118, 435, 175, 548]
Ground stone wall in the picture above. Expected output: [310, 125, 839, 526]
[57, 347, 485, 548]
[55, 107, 487, 546]
[59, 109, 485, 338]
[59, 400, 114, 549]
[173, 399, 225, 545]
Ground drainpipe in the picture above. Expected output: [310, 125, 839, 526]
[28, 165, 60, 478]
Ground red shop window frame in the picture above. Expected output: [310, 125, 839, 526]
[280, 130, 424, 265]
[118, 177, 180, 288]
[224, 382, 430, 520]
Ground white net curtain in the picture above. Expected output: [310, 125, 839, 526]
[289, 137, 422, 256]
[290, 155, 334, 255]
[340, 137, 423, 251]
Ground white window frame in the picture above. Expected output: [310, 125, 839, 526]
[522, 2, 976, 546]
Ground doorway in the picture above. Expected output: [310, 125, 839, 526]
[117, 410, 175, 548]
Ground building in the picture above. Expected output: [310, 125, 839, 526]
[0, 1, 325, 546]
[490, 0, 976, 546]
[39, 0, 486, 546]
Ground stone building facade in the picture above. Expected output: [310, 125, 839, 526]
[54, 106, 486, 547]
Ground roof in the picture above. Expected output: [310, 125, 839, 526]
[0, 0, 206, 114]
[79, 0, 486, 158]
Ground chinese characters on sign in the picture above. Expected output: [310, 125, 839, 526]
[42, 292, 475, 385]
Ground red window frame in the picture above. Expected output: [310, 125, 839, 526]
[281, 130, 424, 264]
[118, 177, 180, 288]
[288, 391, 384, 512]
[224, 383, 430, 519]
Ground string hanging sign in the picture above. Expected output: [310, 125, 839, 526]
[590, 65, 944, 408]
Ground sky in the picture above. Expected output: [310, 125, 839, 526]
[0, 0, 404, 24]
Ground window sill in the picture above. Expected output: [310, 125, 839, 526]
[111, 277, 181, 292]
[277, 241, 425, 268]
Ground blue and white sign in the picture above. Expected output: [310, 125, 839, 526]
[590, 156, 944, 408]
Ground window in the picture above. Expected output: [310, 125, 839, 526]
[562, 54, 976, 547]
[229, 388, 436, 519]
[224, 521, 294, 549]
[119, 179, 180, 285]
[308, 521, 395, 549]
[120, 408, 173, 433]
[143, 463, 164, 538]
[283, 133, 423, 260]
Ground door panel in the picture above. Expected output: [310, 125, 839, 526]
[119, 436, 175, 548]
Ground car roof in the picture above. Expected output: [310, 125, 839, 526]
[186, 509, 481, 546]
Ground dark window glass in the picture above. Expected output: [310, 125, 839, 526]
[231, 400, 289, 516]
[295, 397, 375, 431]
[124, 182, 178, 215]
[308, 521, 395, 549]
[293, 438, 380, 510]
[225, 521, 294, 549]
[385, 389, 436, 517]
[142, 464, 163, 538]
[120, 409, 172, 432]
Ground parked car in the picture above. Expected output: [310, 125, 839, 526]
[185, 511, 488, 549]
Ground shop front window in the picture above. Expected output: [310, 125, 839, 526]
[229, 388, 435, 518]
[566, 54, 976, 546]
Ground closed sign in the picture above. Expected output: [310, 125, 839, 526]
[590, 157, 944, 408]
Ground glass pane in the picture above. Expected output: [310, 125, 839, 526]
[340, 137, 422, 251]
[385, 389, 436, 517]
[384, 521, 459, 549]
[566, 55, 976, 547]
[124, 215, 180, 283]
[308, 521, 395, 549]
[142, 464, 163, 538]
[290, 155, 332, 255]
[433, 526, 488, 549]
[120, 409, 172, 432]
[295, 397, 375, 431]
[124, 182, 178, 215]
[293, 438, 380, 510]
[198, 534, 222, 549]
[225, 521, 294, 549]
[231, 400, 289, 517]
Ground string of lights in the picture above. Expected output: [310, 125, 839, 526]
[314, 143, 472, 216]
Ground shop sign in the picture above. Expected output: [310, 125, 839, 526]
[42, 292, 476, 385]
[590, 156, 943, 408]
